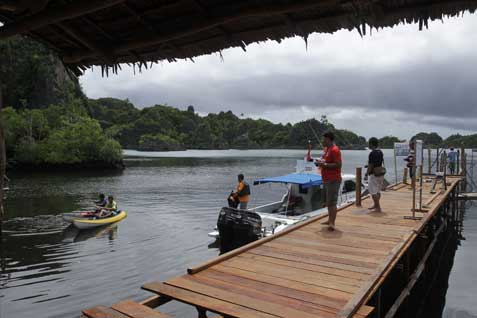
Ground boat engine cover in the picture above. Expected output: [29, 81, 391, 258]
[217, 207, 262, 254]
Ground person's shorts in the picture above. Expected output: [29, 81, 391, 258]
[369, 175, 384, 195]
[323, 181, 340, 207]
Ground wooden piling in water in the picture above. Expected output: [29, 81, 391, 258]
[0, 85, 5, 237]
[428, 148, 432, 174]
[356, 167, 362, 207]
[461, 146, 466, 191]
[456, 149, 460, 175]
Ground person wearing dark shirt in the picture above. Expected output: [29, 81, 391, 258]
[447, 148, 457, 174]
[404, 141, 415, 178]
[95, 193, 107, 208]
[315, 131, 342, 231]
[365, 138, 385, 212]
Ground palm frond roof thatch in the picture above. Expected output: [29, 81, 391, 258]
[0, 0, 476, 75]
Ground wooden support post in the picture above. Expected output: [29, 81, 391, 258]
[436, 148, 439, 172]
[356, 167, 362, 207]
[462, 150, 467, 192]
[451, 188, 456, 223]
[196, 307, 207, 318]
[0, 84, 4, 237]
[411, 167, 416, 215]
[376, 288, 382, 318]
[419, 166, 423, 211]
[384, 221, 446, 318]
[456, 149, 460, 175]
[403, 168, 408, 184]
[428, 148, 432, 174]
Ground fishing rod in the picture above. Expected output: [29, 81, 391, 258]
[308, 120, 354, 149]
[308, 121, 323, 149]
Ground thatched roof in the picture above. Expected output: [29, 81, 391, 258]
[1, 0, 476, 75]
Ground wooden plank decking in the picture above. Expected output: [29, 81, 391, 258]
[140, 176, 460, 318]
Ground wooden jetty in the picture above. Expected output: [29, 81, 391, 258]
[82, 175, 463, 318]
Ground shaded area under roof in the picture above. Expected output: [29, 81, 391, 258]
[0, 0, 476, 76]
[254, 173, 323, 188]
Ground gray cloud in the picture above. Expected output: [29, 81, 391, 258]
[92, 57, 477, 118]
[81, 14, 477, 138]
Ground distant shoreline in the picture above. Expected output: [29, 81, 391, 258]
[7, 160, 125, 172]
[125, 145, 368, 153]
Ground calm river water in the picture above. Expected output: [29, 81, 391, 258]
[0, 149, 475, 318]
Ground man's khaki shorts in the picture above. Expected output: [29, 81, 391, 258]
[323, 181, 340, 207]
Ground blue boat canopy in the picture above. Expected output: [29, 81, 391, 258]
[253, 173, 323, 189]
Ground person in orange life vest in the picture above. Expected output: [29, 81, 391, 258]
[315, 131, 342, 231]
[231, 174, 250, 210]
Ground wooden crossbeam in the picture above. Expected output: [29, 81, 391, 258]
[0, 86, 4, 236]
[56, 21, 114, 64]
[0, 0, 49, 13]
[190, 0, 246, 51]
[121, 2, 181, 61]
[0, 0, 125, 39]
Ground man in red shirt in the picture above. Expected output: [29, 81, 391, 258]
[316, 132, 342, 231]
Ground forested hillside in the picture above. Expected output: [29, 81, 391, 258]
[0, 36, 123, 169]
[2, 36, 475, 167]
[378, 132, 477, 149]
[88, 98, 368, 151]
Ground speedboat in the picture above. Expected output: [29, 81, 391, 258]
[72, 211, 127, 230]
[209, 160, 367, 252]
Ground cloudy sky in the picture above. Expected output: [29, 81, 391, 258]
[80, 13, 477, 139]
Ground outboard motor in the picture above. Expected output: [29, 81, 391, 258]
[217, 207, 262, 254]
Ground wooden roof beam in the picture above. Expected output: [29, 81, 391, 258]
[81, 16, 115, 42]
[122, 2, 157, 34]
[56, 21, 114, 64]
[122, 2, 176, 60]
[283, 14, 305, 36]
[0, 0, 125, 40]
[65, 0, 331, 63]
[81, 15, 155, 70]
[0, 0, 49, 14]
[190, 0, 247, 51]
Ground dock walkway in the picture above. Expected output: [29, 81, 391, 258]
[83, 176, 461, 318]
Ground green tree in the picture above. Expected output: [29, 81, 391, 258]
[411, 132, 443, 147]
[0, 36, 85, 109]
[379, 136, 403, 149]
[3, 104, 123, 167]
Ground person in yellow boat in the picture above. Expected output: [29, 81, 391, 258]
[94, 193, 108, 211]
[233, 174, 250, 210]
[98, 195, 118, 218]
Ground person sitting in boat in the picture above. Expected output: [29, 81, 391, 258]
[98, 195, 118, 218]
[230, 174, 250, 210]
[95, 193, 108, 208]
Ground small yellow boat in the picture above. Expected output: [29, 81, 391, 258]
[73, 211, 127, 230]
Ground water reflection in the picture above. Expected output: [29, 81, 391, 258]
[62, 224, 118, 243]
